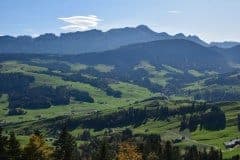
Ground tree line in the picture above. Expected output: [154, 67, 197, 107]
[1, 125, 239, 160]
[8, 86, 94, 115]
[57, 103, 226, 132]
[193, 89, 240, 102]
[180, 106, 226, 132]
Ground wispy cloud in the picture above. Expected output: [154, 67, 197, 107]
[167, 10, 181, 14]
[58, 15, 102, 31]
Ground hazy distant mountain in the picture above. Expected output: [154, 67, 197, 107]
[210, 41, 240, 48]
[0, 25, 209, 54]
[222, 44, 240, 63]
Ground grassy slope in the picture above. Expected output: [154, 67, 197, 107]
[188, 69, 204, 77]
[134, 61, 173, 87]
[0, 61, 153, 124]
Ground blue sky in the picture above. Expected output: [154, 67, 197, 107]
[0, 0, 239, 42]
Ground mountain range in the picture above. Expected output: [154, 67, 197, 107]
[0, 25, 239, 54]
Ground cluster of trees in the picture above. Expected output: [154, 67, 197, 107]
[1, 125, 239, 160]
[8, 86, 94, 112]
[65, 103, 224, 131]
[0, 127, 22, 160]
[0, 73, 34, 93]
[0, 125, 77, 160]
[69, 89, 94, 103]
[180, 106, 226, 131]
[78, 107, 147, 130]
[9, 86, 70, 110]
[201, 106, 226, 130]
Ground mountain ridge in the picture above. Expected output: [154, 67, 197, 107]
[0, 25, 210, 54]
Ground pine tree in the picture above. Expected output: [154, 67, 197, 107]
[7, 131, 21, 160]
[142, 134, 162, 159]
[208, 147, 222, 160]
[180, 115, 188, 131]
[199, 148, 208, 160]
[80, 129, 91, 141]
[23, 132, 52, 160]
[219, 149, 223, 160]
[184, 145, 199, 160]
[172, 146, 181, 160]
[92, 140, 109, 160]
[188, 115, 199, 132]
[122, 128, 133, 140]
[0, 126, 8, 159]
[53, 125, 77, 160]
[231, 155, 240, 160]
[163, 141, 173, 160]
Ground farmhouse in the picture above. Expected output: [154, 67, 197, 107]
[224, 139, 240, 148]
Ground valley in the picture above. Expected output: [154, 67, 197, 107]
[0, 38, 240, 159]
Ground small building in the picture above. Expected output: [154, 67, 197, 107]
[224, 139, 240, 148]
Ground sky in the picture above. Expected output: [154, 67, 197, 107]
[0, 0, 240, 42]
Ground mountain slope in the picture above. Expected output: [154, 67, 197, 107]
[62, 39, 230, 72]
